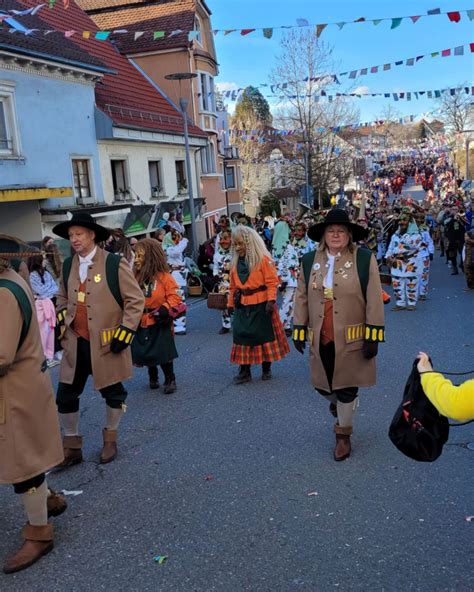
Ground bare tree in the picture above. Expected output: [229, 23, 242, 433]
[270, 29, 359, 208]
[436, 86, 473, 133]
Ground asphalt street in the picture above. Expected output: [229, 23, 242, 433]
[1, 198, 473, 591]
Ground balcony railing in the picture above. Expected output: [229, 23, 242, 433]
[224, 146, 240, 160]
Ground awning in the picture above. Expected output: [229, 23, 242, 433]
[151, 199, 204, 230]
[0, 186, 73, 203]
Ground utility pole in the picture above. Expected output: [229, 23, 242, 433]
[165, 72, 199, 259]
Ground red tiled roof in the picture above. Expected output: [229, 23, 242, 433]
[0, 0, 107, 72]
[17, 0, 206, 137]
[77, 0, 195, 54]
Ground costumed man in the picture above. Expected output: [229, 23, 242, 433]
[414, 211, 434, 300]
[53, 213, 144, 467]
[272, 217, 299, 334]
[385, 211, 423, 311]
[162, 229, 188, 335]
[292, 210, 385, 461]
[291, 221, 316, 263]
[0, 236, 67, 574]
[213, 229, 233, 334]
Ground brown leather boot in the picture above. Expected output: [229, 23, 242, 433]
[47, 490, 68, 519]
[3, 524, 54, 574]
[100, 428, 117, 464]
[333, 424, 352, 461]
[54, 435, 83, 470]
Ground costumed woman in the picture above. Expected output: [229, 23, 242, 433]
[132, 239, 181, 394]
[414, 211, 434, 300]
[228, 225, 290, 384]
[28, 250, 58, 367]
[293, 210, 385, 461]
[162, 229, 188, 335]
[213, 229, 233, 334]
[0, 235, 66, 574]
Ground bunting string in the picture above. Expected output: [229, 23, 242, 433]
[1, 5, 473, 40]
[217, 84, 474, 103]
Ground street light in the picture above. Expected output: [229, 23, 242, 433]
[165, 72, 199, 259]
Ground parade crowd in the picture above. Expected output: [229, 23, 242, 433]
[0, 153, 473, 574]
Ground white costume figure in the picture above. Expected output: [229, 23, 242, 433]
[163, 232, 188, 335]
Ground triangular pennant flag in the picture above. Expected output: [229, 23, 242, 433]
[263, 28, 273, 39]
[360, 68, 368, 75]
[383, 63, 391, 71]
[188, 30, 199, 41]
[416, 55, 424, 62]
[82, 31, 90, 38]
[63, 0, 70, 8]
[441, 49, 451, 57]
[372, 19, 382, 25]
[316, 23, 327, 38]
[169, 29, 183, 38]
[467, 10, 474, 21]
[355, 17, 365, 22]
[395, 60, 403, 66]
[336, 22, 346, 30]
[427, 90, 432, 98]
[370, 66, 378, 73]
[134, 31, 144, 40]
[95, 31, 110, 40]
[454, 45, 464, 55]
[447, 11, 461, 23]
[349, 71, 357, 79]
[296, 18, 309, 27]
[64, 30, 75, 38]
[391, 18, 403, 29]
[427, 8, 441, 15]
[240, 29, 255, 36]
[224, 29, 236, 36]
[213, 30, 219, 35]
[470, 43, 474, 52]
[431, 51, 439, 57]
[410, 16, 421, 23]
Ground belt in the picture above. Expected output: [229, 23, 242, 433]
[240, 285, 267, 296]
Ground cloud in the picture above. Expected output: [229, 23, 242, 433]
[354, 86, 370, 95]
[216, 81, 240, 92]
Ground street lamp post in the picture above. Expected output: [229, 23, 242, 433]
[165, 72, 199, 259]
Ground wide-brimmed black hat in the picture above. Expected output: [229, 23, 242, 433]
[53, 212, 110, 243]
[307, 209, 368, 242]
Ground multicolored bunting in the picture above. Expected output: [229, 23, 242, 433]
[3, 5, 472, 39]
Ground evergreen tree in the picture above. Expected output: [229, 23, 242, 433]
[234, 86, 272, 127]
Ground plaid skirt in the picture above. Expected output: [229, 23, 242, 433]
[230, 309, 290, 365]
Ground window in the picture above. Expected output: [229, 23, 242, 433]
[148, 160, 163, 197]
[0, 81, 21, 157]
[200, 143, 216, 174]
[199, 72, 216, 113]
[194, 16, 202, 45]
[225, 166, 236, 189]
[111, 159, 130, 200]
[175, 160, 187, 193]
[72, 159, 92, 200]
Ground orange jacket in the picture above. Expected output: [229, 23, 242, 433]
[139, 272, 182, 328]
[228, 257, 279, 307]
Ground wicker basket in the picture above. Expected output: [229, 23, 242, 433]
[187, 275, 203, 297]
[207, 289, 228, 311]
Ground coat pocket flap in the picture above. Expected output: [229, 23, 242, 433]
[100, 327, 119, 347]
[345, 324, 365, 344]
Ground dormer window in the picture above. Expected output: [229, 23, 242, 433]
[194, 16, 203, 45]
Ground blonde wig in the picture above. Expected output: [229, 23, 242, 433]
[231, 225, 272, 272]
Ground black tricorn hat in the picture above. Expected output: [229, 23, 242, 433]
[307, 209, 368, 242]
[0, 234, 36, 258]
[53, 212, 110, 243]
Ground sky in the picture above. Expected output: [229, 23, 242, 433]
[209, 0, 474, 124]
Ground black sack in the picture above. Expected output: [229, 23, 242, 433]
[389, 361, 449, 462]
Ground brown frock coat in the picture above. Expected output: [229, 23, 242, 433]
[0, 269, 63, 484]
[293, 246, 385, 392]
[57, 248, 144, 390]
